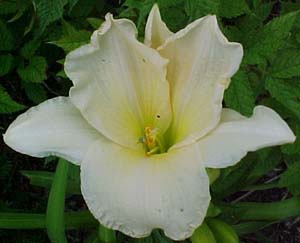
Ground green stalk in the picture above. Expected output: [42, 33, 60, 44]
[46, 159, 69, 243]
[0, 211, 97, 229]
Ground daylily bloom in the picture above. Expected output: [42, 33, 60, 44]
[4, 4, 295, 240]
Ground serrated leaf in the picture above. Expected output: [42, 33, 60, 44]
[0, 54, 14, 77]
[20, 40, 41, 59]
[218, 0, 249, 18]
[244, 11, 299, 64]
[0, 85, 25, 114]
[271, 49, 300, 78]
[185, 0, 219, 21]
[253, 2, 273, 21]
[50, 22, 90, 53]
[17, 56, 47, 83]
[0, 20, 14, 51]
[35, 0, 68, 33]
[86, 17, 103, 29]
[281, 2, 300, 29]
[281, 122, 300, 155]
[22, 81, 47, 104]
[279, 162, 300, 196]
[265, 77, 300, 120]
[224, 70, 255, 116]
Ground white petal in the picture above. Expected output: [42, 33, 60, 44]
[65, 14, 172, 150]
[198, 106, 296, 168]
[3, 97, 102, 165]
[144, 4, 173, 49]
[158, 15, 243, 149]
[81, 140, 210, 240]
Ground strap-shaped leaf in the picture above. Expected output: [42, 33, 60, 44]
[46, 159, 69, 243]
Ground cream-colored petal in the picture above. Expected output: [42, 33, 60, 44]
[198, 106, 296, 168]
[65, 14, 172, 150]
[144, 4, 173, 49]
[3, 97, 102, 165]
[81, 139, 210, 240]
[158, 15, 243, 149]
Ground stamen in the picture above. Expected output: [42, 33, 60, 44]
[138, 126, 165, 155]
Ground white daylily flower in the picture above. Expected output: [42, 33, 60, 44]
[3, 4, 295, 240]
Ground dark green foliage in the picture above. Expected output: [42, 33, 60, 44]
[0, 85, 25, 113]
[224, 70, 255, 116]
[279, 162, 300, 196]
[1, 0, 300, 242]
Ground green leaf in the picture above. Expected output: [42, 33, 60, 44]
[218, 0, 249, 18]
[17, 56, 47, 83]
[244, 11, 299, 64]
[247, 148, 282, 183]
[220, 198, 300, 221]
[46, 159, 69, 243]
[211, 154, 258, 199]
[21, 170, 81, 194]
[253, 2, 273, 22]
[279, 162, 300, 196]
[224, 70, 255, 116]
[22, 82, 47, 104]
[0, 20, 14, 51]
[159, 2, 187, 32]
[0, 54, 14, 77]
[122, 0, 155, 34]
[0, 211, 97, 229]
[35, 0, 68, 33]
[281, 2, 300, 29]
[0, 0, 18, 15]
[265, 77, 300, 120]
[50, 21, 91, 53]
[232, 221, 273, 236]
[7, 0, 31, 23]
[87, 17, 103, 29]
[271, 49, 300, 78]
[185, 0, 219, 21]
[0, 85, 25, 114]
[152, 230, 173, 243]
[20, 39, 41, 59]
[69, 0, 98, 17]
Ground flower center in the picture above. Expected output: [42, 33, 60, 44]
[139, 126, 166, 155]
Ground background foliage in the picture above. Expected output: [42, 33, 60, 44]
[0, 0, 299, 242]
